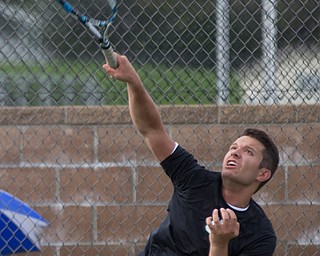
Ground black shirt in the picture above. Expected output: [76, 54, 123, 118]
[139, 146, 276, 255]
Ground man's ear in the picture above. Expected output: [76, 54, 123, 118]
[257, 168, 272, 182]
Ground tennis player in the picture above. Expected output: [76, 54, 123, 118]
[104, 54, 279, 256]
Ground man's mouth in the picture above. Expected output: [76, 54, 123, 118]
[226, 160, 237, 167]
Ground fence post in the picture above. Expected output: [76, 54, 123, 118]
[262, 0, 278, 104]
[216, 0, 230, 105]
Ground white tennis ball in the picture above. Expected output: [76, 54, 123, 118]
[205, 220, 224, 233]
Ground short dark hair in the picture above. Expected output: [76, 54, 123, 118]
[242, 128, 279, 192]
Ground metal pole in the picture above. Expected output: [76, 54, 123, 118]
[216, 0, 230, 105]
[261, 0, 278, 104]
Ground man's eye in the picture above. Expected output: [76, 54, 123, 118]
[246, 150, 253, 155]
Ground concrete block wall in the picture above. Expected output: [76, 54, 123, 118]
[0, 105, 318, 255]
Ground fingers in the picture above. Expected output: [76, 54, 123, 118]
[206, 216, 215, 234]
[219, 208, 240, 237]
[220, 208, 229, 222]
[221, 208, 235, 223]
[103, 63, 115, 78]
[207, 208, 239, 230]
[206, 209, 219, 234]
[206, 208, 240, 247]
[219, 208, 238, 223]
[102, 54, 130, 81]
[226, 208, 237, 222]
[102, 53, 141, 85]
[103, 53, 121, 74]
[212, 209, 220, 225]
[206, 208, 230, 234]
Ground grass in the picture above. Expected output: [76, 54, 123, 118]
[0, 60, 243, 106]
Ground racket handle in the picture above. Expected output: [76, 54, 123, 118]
[101, 42, 118, 69]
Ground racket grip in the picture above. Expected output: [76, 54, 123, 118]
[101, 43, 118, 69]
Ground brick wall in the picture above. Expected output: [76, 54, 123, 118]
[0, 105, 319, 256]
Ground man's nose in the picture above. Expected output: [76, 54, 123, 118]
[231, 149, 240, 158]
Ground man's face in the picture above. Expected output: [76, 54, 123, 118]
[222, 135, 266, 186]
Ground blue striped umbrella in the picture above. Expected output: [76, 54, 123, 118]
[0, 190, 48, 255]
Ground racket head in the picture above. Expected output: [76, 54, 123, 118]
[56, 0, 118, 67]
[57, 0, 117, 28]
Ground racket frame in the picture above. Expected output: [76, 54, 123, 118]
[57, 0, 118, 68]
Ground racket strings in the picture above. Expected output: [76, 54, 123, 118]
[56, 0, 118, 47]
[57, 0, 117, 28]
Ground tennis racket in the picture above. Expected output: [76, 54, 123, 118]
[56, 0, 118, 68]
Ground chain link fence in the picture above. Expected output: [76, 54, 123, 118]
[0, 0, 319, 255]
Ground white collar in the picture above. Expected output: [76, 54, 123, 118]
[226, 202, 249, 212]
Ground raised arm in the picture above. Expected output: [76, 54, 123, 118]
[103, 54, 176, 162]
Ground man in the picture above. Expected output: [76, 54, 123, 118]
[103, 54, 279, 255]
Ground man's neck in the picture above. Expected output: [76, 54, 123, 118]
[222, 184, 253, 209]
